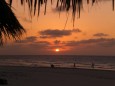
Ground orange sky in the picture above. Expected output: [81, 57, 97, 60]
[0, 0, 115, 55]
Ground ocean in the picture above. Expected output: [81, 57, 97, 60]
[0, 55, 115, 71]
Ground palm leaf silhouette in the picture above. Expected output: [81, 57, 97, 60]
[8, 0, 114, 16]
[0, 0, 25, 45]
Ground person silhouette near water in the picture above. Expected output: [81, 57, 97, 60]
[51, 64, 54, 68]
[91, 62, 95, 69]
[73, 63, 76, 68]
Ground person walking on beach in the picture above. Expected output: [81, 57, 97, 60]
[73, 63, 76, 68]
[51, 64, 55, 68]
[91, 62, 95, 69]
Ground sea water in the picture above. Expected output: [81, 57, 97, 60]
[0, 55, 115, 71]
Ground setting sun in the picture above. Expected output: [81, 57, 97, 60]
[55, 48, 60, 52]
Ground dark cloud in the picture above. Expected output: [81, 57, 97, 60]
[34, 41, 50, 45]
[1, 38, 115, 55]
[98, 39, 115, 47]
[39, 29, 71, 37]
[39, 29, 81, 38]
[0, 42, 51, 55]
[16, 36, 38, 43]
[64, 38, 115, 47]
[93, 33, 109, 37]
[26, 36, 38, 41]
[39, 35, 49, 39]
[54, 40, 61, 44]
[15, 36, 51, 48]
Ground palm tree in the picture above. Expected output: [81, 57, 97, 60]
[0, 0, 114, 46]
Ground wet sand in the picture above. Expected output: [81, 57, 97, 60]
[0, 66, 115, 86]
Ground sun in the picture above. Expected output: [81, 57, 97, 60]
[55, 48, 60, 52]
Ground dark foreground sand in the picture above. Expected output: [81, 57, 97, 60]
[0, 66, 115, 86]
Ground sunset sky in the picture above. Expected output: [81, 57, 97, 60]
[0, 0, 115, 55]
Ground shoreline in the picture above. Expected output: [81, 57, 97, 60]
[0, 65, 115, 71]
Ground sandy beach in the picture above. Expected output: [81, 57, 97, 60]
[0, 66, 115, 86]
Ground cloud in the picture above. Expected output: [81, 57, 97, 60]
[64, 38, 115, 47]
[54, 40, 61, 44]
[93, 33, 109, 37]
[16, 36, 38, 43]
[15, 36, 52, 48]
[39, 35, 50, 39]
[60, 38, 115, 55]
[0, 42, 51, 55]
[98, 39, 115, 47]
[1, 37, 115, 55]
[39, 29, 71, 37]
[39, 29, 81, 38]
[34, 41, 50, 46]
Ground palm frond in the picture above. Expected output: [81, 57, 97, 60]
[8, 0, 115, 15]
[113, 0, 114, 10]
[0, 0, 25, 45]
[6, 0, 115, 20]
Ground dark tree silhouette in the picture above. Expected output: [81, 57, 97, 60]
[0, 0, 114, 46]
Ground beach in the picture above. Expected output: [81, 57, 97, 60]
[0, 66, 115, 86]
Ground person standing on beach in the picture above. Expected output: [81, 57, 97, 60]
[91, 62, 95, 69]
[51, 64, 55, 68]
[73, 63, 76, 68]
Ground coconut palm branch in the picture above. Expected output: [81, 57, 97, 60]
[8, 0, 114, 16]
[113, 0, 114, 10]
[0, 0, 25, 46]
[7, 0, 114, 24]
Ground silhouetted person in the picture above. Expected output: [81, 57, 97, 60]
[73, 63, 76, 68]
[0, 79, 8, 85]
[51, 64, 54, 68]
[91, 62, 95, 69]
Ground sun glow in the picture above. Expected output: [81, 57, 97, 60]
[55, 48, 60, 52]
